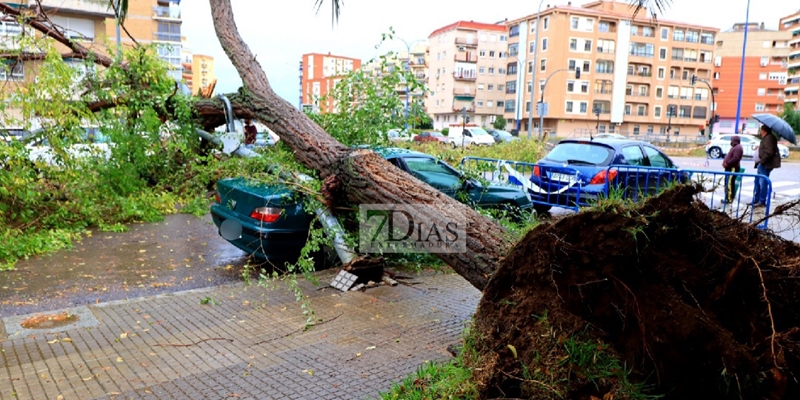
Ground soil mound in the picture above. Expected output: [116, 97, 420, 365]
[473, 185, 800, 399]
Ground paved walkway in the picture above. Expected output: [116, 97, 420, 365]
[1, 270, 479, 400]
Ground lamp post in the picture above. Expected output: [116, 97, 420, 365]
[539, 67, 581, 140]
[526, 0, 546, 139]
[734, 0, 752, 133]
[693, 74, 717, 138]
[395, 37, 426, 131]
[115, 0, 121, 60]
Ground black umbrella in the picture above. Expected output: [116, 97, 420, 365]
[751, 113, 797, 145]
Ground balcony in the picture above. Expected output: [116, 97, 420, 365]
[626, 92, 650, 98]
[627, 71, 652, 77]
[454, 54, 478, 63]
[153, 32, 182, 43]
[454, 38, 478, 47]
[453, 89, 476, 97]
[29, 0, 114, 17]
[452, 106, 475, 112]
[596, 47, 615, 54]
[153, 5, 181, 19]
[453, 71, 477, 81]
[595, 89, 613, 94]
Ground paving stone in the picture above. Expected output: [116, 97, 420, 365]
[0, 272, 480, 399]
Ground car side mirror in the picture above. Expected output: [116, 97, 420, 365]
[462, 179, 475, 190]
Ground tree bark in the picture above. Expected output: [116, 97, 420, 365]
[206, 0, 511, 290]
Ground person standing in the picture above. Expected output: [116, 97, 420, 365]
[244, 119, 257, 148]
[721, 135, 743, 204]
[751, 125, 781, 207]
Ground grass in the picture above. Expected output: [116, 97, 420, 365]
[380, 314, 661, 400]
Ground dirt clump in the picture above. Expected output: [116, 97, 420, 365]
[472, 184, 800, 399]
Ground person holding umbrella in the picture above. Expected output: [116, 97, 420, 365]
[750, 113, 797, 208]
[751, 125, 780, 208]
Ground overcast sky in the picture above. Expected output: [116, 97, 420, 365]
[181, 0, 799, 106]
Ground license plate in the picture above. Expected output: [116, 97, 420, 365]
[549, 172, 577, 183]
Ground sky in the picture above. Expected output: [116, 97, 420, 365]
[181, 0, 799, 106]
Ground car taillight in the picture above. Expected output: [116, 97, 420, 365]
[588, 170, 618, 185]
[214, 192, 221, 203]
[533, 166, 541, 177]
[250, 207, 283, 223]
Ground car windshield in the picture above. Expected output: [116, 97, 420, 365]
[470, 128, 490, 136]
[403, 157, 462, 188]
[545, 142, 614, 166]
[431, 132, 443, 137]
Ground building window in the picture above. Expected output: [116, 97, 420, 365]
[500, 35, 507, 42]
[584, 40, 592, 52]
[581, 82, 589, 93]
[509, 25, 520, 37]
[633, 125, 640, 135]
[755, 103, 765, 111]
[571, 17, 579, 29]
[542, 38, 548, 51]
[656, 87, 663, 98]
[478, 83, 484, 90]
[661, 27, 669, 40]
[507, 62, 517, 74]
[497, 101, 504, 107]
[757, 88, 766, 96]
[659, 48, 667, 60]
[657, 67, 665, 79]
[479, 50, 486, 58]
[0, 60, 23, 81]
[487, 101, 493, 107]
[498, 84, 504, 91]
[488, 84, 494, 90]
[570, 38, 577, 51]
[508, 43, 519, 57]
[479, 67, 486, 74]
[488, 67, 495, 75]
[580, 102, 588, 113]
[566, 101, 574, 113]
[673, 29, 684, 41]
[567, 81, 575, 92]
[543, 17, 549, 30]
[489, 51, 496, 58]
[625, 104, 631, 115]
[477, 101, 484, 107]
[583, 61, 591, 73]
[540, 59, 547, 72]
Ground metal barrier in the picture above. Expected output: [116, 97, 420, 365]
[459, 157, 773, 229]
[603, 165, 772, 228]
[459, 157, 583, 212]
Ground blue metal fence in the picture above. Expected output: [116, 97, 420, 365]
[459, 157, 773, 229]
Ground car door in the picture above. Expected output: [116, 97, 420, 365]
[618, 145, 649, 195]
[642, 145, 682, 189]
[739, 135, 757, 157]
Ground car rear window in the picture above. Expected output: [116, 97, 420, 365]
[545, 142, 614, 165]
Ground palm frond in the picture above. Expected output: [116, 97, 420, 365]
[313, 0, 342, 28]
[629, 0, 672, 21]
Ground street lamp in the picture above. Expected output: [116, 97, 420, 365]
[692, 73, 717, 137]
[538, 67, 581, 140]
[593, 106, 601, 138]
[394, 37, 426, 131]
[526, 0, 546, 139]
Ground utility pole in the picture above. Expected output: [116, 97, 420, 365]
[539, 67, 581, 141]
[666, 106, 676, 142]
[593, 106, 601, 138]
[115, 0, 121, 60]
[526, 0, 545, 139]
[461, 107, 467, 152]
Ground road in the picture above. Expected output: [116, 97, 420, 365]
[672, 155, 800, 201]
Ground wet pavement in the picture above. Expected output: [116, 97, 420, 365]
[0, 213, 248, 318]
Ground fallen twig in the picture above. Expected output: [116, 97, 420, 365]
[250, 312, 343, 346]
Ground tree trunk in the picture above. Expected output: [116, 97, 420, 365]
[205, 0, 511, 290]
[0, 0, 513, 291]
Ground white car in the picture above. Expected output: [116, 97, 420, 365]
[705, 134, 789, 159]
[447, 126, 496, 147]
[26, 128, 112, 165]
[386, 128, 412, 142]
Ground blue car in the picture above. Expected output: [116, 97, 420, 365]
[528, 138, 689, 212]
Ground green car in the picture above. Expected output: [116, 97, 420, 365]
[211, 148, 532, 261]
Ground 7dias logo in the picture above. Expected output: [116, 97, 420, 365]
[359, 204, 467, 254]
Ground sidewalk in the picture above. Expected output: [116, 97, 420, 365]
[1, 269, 479, 399]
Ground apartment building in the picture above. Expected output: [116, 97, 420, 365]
[712, 23, 791, 135]
[781, 10, 800, 108]
[427, 21, 509, 130]
[106, 0, 183, 80]
[181, 51, 215, 96]
[300, 52, 361, 113]
[503, 0, 718, 138]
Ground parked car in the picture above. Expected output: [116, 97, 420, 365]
[488, 129, 520, 143]
[706, 134, 789, 159]
[386, 128, 412, 142]
[447, 126, 495, 147]
[211, 147, 533, 261]
[413, 131, 447, 144]
[528, 138, 689, 213]
[26, 127, 112, 165]
[594, 133, 626, 139]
